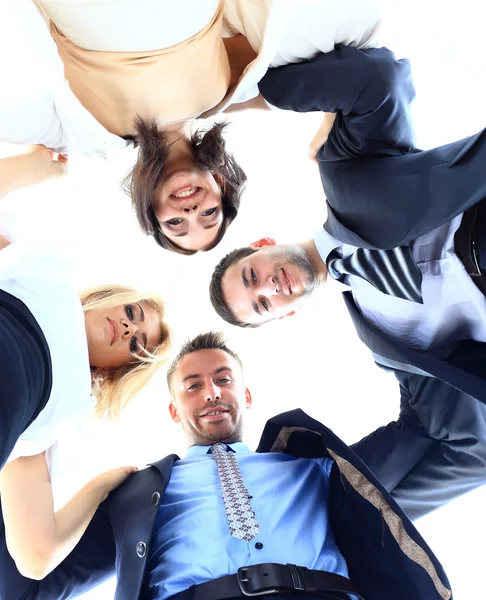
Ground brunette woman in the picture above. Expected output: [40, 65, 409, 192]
[1, 0, 382, 252]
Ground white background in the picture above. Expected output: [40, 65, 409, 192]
[1, 1, 485, 597]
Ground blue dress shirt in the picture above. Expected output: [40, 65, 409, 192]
[143, 443, 349, 599]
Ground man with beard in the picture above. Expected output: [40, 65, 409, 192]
[0, 332, 470, 600]
[209, 45, 486, 407]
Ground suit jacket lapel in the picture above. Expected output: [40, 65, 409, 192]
[343, 291, 486, 403]
[112, 454, 179, 600]
[324, 203, 379, 249]
[255, 409, 451, 600]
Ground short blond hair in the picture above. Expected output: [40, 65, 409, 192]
[80, 285, 171, 420]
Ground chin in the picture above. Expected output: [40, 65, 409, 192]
[197, 425, 234, 445]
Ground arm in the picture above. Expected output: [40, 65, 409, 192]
[258, 45, 416, 160]
[0, 452, 136, 580]
[0, 146, 67, 199]
[352, 372, 486, 520]
[223, 94, 271, 113]
[0, 497, 116, 600]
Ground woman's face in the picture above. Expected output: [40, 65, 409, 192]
[85, 301, 162, 369]
[153, 167, 223, 252]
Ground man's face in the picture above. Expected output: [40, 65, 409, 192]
[221, 244, 318, 326]
[169, 349, 252, 446]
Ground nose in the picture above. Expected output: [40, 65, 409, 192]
[204, 382, 222, 403]
[182, 203, 199, 213]
[120, 318, 137, 338]
[259, 275, 280, 296]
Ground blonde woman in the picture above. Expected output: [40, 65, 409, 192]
[0, 147, 171, 579]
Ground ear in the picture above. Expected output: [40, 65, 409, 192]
[244, 387, 253, 409]
[250, 237, 276, 249]
[279, 311, 296, 320]
[169, 401, 180, 423]
[212, 172, 226, 191]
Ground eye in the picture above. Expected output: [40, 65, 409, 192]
[261, 298, 269, 312]
[130, 336, 139, 354]
[251, 268, 257, 284]
[217, 377, 231, 384]
[187, 383, 201, 391]
[165, 218, 183, 227]
[125, 304, 134, 321]
[201, 207, 218, 217]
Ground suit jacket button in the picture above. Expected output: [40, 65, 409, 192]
[152, 492, 161, 506]
[136, 542, 147, 558]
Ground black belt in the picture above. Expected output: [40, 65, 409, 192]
[455, 201, 486, 296]
[168, 563, 365, 600]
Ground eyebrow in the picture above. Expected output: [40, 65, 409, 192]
[242, 266, 261, 316]
[242, 266, 250, 289]
[182, 373, 200, 383]
[171, 221, 220, 238]
[136, 303, 148, 350]
[181, 366, 232, 384]
[203, 222, 219, 231]
[214, 366, 232, 375]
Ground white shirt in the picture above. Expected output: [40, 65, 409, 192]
[314, 217, 486, 354]
[219, 0, 383, 108]
[0, 239, 93, 461]
[1, 0, 383, 155]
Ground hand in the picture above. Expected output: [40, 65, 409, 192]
[0, 146, 69, 199]
[28, 145, 68, 180]
[309, 113, 336, 163]
[94, 465, 139, 502]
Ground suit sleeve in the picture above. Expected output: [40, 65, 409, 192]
[351, 371, 486, 521]
[258, 45, 416, 160]
[0, 499, 116, 600]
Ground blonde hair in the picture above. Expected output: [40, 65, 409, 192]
[80, 285, 171, 420]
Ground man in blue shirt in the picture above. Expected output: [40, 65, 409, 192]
[0, 331, 458, 600]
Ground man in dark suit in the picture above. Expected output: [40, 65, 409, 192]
[209, 45, 486, 405]
[1, 331, 475, 600]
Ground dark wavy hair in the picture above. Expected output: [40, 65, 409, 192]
[209, 246, 260, 328]
[123, 118, 247, 255]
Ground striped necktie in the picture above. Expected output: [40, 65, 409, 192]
[327, 246, 423, 303]
[210, 443, 260, 542]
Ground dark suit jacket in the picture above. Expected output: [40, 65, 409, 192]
[4, 376, 486, 600]
[259, 45, 486, 403]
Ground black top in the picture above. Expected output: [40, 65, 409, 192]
[0, 288, 52, 469]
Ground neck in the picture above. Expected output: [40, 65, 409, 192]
[186, 431, 244, 448]
[298, 239, 328, 285]
[162, 128, 193, 170]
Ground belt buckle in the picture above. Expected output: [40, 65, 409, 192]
[237, 564, 305, 597]
[237, 567, 279, 597]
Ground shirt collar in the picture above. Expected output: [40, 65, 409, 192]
[313, 227, 341, 263]
[185, 442, 250, 458]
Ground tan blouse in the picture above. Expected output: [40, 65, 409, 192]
[49, 0, 230, 137]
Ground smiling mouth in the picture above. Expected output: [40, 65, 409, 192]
[199, 409, 230, 421]
[170, 186, 201, 200]
[281, 269, 292, 295]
